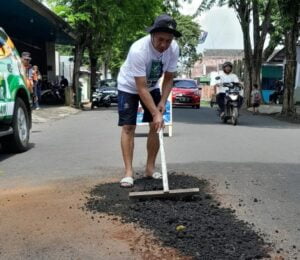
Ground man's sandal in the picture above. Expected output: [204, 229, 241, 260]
[120, 176, 134, 188]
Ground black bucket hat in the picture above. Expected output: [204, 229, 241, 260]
[147, 14, 182, 38]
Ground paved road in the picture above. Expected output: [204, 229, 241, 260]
[1, 105, 300, 257]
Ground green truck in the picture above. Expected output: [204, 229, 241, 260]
[0, 28, 32, 152]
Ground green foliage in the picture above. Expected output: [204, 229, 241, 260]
[175, 14, 202, 73]
[263, 4, 284, 60]
[48, 0, 164, 72]
[55, 44, 73, 56]
[98, 0, 163, 77]
[277, 0, 300, 30]
[47, 0, 202, 77]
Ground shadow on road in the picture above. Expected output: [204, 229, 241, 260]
[82, 103, 119, 113]
[0, 152, 14, 162]
[135, 133, 169, 138]
[174, 106, 300, 129]
[0, 143, 35, 162]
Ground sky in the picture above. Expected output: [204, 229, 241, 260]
[179, 1, 244, 51]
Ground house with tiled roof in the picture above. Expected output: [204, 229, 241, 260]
[191, 49, 244, 78]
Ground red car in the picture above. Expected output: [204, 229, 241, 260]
[172, 78, 201, 109]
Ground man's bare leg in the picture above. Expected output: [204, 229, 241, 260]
[145, 123, 160, 177]
[121, 125, 136, 182]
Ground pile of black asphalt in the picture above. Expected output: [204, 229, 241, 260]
[85, 173, 271, 259]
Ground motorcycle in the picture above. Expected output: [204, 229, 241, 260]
[40, 81, 65, 105]
[220, 82, 242, 126]
[91, 88, 111, 109]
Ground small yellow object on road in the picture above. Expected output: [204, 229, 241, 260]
[176, 225, 186, 232]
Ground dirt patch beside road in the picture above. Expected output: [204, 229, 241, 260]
[0, 178, 185, 260]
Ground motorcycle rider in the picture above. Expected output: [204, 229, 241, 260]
[215, 61, 242, 117]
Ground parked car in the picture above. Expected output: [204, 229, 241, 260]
[96, 79, 118, 103]
[0, 28, 32, 152]
[172, 78, 201, 109]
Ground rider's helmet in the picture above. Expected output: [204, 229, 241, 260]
[222, 61, 233, 74]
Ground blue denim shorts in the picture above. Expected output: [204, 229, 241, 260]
[118, 88, 161, 126]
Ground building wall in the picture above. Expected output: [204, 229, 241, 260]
[79, 72, 90, 102]
[191, 56, 243, 78]
[59, 55, 74, 85]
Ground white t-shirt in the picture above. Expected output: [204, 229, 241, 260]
[117, 35, 180, 94]
[216, 73, 239, 94]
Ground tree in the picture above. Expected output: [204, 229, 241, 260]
[263, 11, 284, 61]
[48, 0, 201, 104]
[47, 0, 98, 106]
[175, 14, 202, 77]
[197, 0, 277, 106]
[93, 0, 163, 82]
[48, 0, 162, 104]
[105, 2, 201, 79]
[277, 0, 300, 116]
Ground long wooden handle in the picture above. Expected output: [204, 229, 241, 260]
[159, 129, 169, 193]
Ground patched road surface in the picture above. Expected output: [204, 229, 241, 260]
[1, 105, 299, 259]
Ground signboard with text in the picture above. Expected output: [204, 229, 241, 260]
[137, 92, 173, 136]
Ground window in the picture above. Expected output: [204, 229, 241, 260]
[173, 80, 197, 89]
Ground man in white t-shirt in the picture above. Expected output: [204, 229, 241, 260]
[215, 61, 241, 116]
[117, 14, 181, 188]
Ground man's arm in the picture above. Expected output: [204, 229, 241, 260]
[135, 76, 163, 131]
[157, 71, 174, 112]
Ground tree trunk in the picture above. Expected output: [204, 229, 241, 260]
[237, 0, 273, 107]
[281, 30, 297, 116]
[240, 21, 253, 107]
[73, 43, 85, 108]
[252, 51, 263, 102]
[104, 62, 108, 79]
[89, 50, 98, 101]
[252, 0, 272, 103]
[280, 0, 299, 116]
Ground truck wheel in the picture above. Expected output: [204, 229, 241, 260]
[2, 98, 30, 153]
